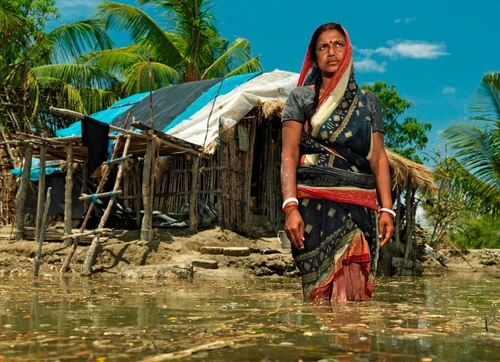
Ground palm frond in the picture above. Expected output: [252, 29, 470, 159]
[220, 57, 263, 79]
[79, 88, 122, 114]
[30, 64, 119, 90]
[0, 7, 25, 32]
[202, 38, 262, 79]
[80, 46, 148, 74]
[146, 0, 221, 73]
[33, 19, 114, 64]
[122, 61, 181, 95]
[96, 1, 183, 66]
[27, 76, 86, 113]
[469, 72, 500, 123]
[442, 121, 499, 187]
[149, 31, 187, 65]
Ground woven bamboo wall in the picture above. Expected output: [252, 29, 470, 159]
[117, 110, 284, 231]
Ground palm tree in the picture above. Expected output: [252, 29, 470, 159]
[1, 4, 121, 133]
[442, 72, 500, 214]
[91, 0, 263, 95]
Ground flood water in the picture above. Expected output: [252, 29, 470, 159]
[1, 273, 499, 361]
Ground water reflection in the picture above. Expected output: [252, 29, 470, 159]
[0, 275, 499, 361]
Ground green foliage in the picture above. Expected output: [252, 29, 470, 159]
[361, 81, 432, 163]
[0, 0, 120, 134]
[449, 214, 500, 249]
[0, 0, 58, 71]
[442, 72, 500, 215]
[96, 0, 263, 92]
[424, 152, 488, 247]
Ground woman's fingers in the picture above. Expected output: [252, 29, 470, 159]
[378, 214, 394, 247]
[284, 210, 305, 250]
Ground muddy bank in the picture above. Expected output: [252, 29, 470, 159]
[0, 225, 498, 279]
[0, 226, 297, 279]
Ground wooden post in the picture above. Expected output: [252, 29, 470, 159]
[82, 160, 89, 211]
[63, 143, 73, 247]
[400, 185, 414, 276]
[394, 188, 401, 247]
[15, 143, 33, 240]
[140, 138, 153, 241]
[134, 162, 141, 228]
[189, 155, 200, 231]
[35, 141, 47, 244]
[34, 187, 51, 277]
[82, 135, 132, 275]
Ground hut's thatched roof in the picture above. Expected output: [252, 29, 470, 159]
[387, 150, 436, 194]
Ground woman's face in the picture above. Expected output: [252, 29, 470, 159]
[314, 29, 346, 76]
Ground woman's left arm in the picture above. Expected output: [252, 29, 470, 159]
[370, 132, 395, 247]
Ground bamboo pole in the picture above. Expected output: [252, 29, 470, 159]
[35, 141, 47, 244]
[15, 144, 33, 240]
[394, 188, 401, 248]
[0, 127, 16, 167]
[400, 185, 414, 276]
[134, 162, 141, 228]
[79, 190, 122, 201]
[63, 143, 73, 247]
[60, 228, 112, 240]
[189, 155, 200, 231]
[82, 134, 133, 275]
[140, 139, 154, 241]
[82, 160, 89, 211]
[34, 187, 51, 277]
[81, 136, 132, 273]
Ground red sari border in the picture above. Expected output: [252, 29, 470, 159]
[296, 185, 379, 211]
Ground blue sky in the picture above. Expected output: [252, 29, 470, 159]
[52, 0, 500, 152]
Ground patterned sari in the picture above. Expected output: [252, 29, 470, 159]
[293, 27, 380, 302]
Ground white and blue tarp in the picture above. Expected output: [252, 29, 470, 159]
[56, 69, 299, 150]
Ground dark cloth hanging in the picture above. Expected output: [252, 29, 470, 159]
[81, 116, 110, 176]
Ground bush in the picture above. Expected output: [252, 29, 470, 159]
[449, 215, 500, 249]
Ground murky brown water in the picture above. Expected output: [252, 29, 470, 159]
[1, 273, 499, 361]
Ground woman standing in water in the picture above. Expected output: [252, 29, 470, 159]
[280, 23, 394, 302]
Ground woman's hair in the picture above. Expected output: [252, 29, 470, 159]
[309, 22, 346, 109]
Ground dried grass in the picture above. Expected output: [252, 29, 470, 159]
[387, 150, 437, 193]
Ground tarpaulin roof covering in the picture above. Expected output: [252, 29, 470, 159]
[55, 70, 299, 150]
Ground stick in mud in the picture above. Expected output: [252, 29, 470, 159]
[34, 187, 52, 277]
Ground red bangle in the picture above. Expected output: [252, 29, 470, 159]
[282, 203, 298, 211]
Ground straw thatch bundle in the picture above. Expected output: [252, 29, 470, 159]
[387, 150, 437, 194]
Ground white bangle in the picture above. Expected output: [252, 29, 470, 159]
[282, 197, 299, 209]
[379, 208, 396, 218]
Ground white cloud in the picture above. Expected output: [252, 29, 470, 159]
[354, 58, 387, 73]
[442, 86, 456, 94]
[394, 17, 417, 24]
[360, 40, 449, 60]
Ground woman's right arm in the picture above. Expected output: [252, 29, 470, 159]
[281, 120, 305, 249]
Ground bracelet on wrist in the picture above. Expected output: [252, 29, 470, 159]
[282, 197, 299, 209]
[378, 207, 396, 218]
[282, 203, 298, 212]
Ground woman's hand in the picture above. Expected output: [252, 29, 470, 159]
[378, 212, 394, 247]
[284, 207, 305, 250]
